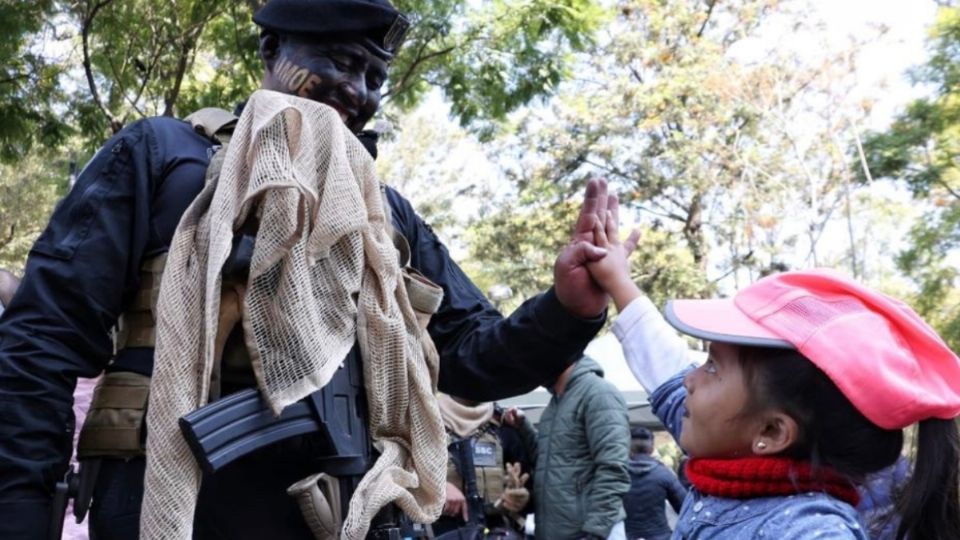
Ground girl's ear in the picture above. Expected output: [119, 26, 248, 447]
[752, 412, 799, 455]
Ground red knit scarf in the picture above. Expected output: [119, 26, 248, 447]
[685, 457, 860, 507]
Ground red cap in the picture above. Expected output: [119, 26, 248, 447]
[664, 269, 960, 430]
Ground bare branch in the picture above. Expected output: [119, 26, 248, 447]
[936, 178, 960, 201]
[81, 0, 121, 131]
[384, 36, 457, 102]
[697, 0, 717, 38]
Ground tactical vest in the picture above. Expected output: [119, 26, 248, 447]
[76, 109, 445, 535]
[446, 422, 506, 515]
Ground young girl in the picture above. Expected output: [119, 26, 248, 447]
[586, 211, 960, 539]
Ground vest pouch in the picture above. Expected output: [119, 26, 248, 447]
[115, 253, 166, 350]
[381, 183, 445, 333]
[403, 268, 443, 332]
[481, 459, 505, 510]
[77, 371, 150, 459]
[287, 472, 342, 540]
[446, 429, 505, 515]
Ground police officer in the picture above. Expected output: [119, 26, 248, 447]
[0, 1, 619, 538]
[434, 395, 530, 539]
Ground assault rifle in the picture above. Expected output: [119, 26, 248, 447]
[178, 348, 370, 476]
[435, 438, 486, 540]
[179, 370, 430, 539]
[178, 386, 368, 476]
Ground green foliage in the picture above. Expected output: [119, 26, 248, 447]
[860, 6, 960, 350]
[0, 0, 69, 162]
[375, 104, 497, 244]
[393, 0, 607, 134]
[65, 0, 231, 145]
[0, 0, 605, 270]
[465, 174, 713, 308]
[466, 0, 893, 308]
[0, 150, 70, 271]
[177, 2, 262, 117]
[59, 0, 605, 144]
[466, 190, 578, 305]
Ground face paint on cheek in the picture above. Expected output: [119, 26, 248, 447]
[274, 57, 320, 96]
[297, 74, 322, 98]
[286, 68, 309, 93]
[274, 57, 297, 88]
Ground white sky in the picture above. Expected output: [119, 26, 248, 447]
[794, 0, 938, 129]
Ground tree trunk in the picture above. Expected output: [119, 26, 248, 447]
[684, 192, 707, 271]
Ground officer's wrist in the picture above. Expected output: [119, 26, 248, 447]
[536, 287, 606, 334]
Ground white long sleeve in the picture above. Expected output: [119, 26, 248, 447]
[611, 295, 694, 393]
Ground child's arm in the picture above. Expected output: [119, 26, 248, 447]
[587, 208, 692, 392]
[612, 296, 691, 392]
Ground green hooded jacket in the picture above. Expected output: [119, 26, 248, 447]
[519, 356, 630, 539]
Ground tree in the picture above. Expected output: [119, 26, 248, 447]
[0, 0, 69, 161]
[0, 152, 70, 272]
[376, 100, 500, 246]
[467, 0, 884, 304]
[860, 5, 960, 350]
[0, 0, 607, 268]
[53, 0, 607, 145]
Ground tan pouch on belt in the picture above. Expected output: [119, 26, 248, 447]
[288, 473, 343, 540]
[77, 371, 151, 459]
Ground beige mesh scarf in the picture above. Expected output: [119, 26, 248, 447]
[141, 89, 447, 539]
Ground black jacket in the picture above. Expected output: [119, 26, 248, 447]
[0, 116, 604, 538]
[623, 454, 686, 540]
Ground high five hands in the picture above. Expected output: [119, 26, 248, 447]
[554, 178, 640, 317]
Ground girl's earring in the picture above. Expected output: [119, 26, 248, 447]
[756, 441, 767, 450]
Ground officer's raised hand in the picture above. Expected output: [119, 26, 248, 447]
[553, 178, 621, 318]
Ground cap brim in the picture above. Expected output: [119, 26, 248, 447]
[665, 299, 794, 349]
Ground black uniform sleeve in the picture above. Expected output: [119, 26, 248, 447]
[384, 187, 605, 401]
[0, 118, 209, 538]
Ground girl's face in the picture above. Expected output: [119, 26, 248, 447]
[679, 342, 762, 458]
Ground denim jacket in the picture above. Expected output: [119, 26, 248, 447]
[650, 369, 869, 540]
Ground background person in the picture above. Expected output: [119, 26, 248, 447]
[622, 427, 685, 540]
[433, 393, 529, 538]
[507, 357, 631, 540]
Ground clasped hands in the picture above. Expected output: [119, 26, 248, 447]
[553, 178, 640, 318]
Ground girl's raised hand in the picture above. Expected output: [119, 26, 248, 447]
[587, 195, 642, 312]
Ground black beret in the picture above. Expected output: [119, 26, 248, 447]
[253, 0, 410, 58]
[631, 426, 653, 441]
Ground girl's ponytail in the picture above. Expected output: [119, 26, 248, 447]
[896, 418, 960, 540]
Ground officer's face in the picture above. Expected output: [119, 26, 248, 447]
[264, 34, 388, 133]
